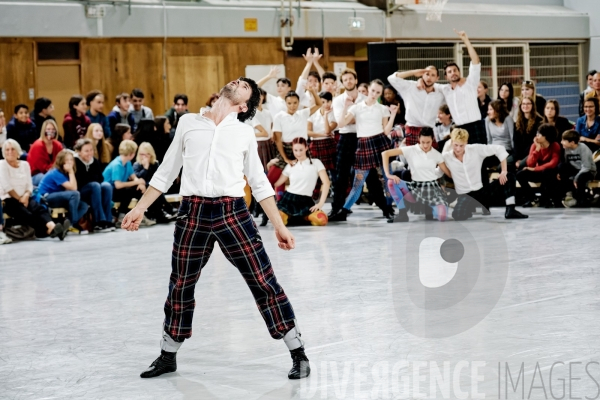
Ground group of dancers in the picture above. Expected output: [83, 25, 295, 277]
[120, 28, 600, 380]
[249, 30, 529, 226]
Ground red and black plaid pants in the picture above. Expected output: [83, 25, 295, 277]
[164, 196, 296, 342]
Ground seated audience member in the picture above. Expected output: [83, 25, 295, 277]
[516, 124, 561, 207]
[86, 90, 112, 139]
[107, 93, 135, 135]
[133, 119, 157, 148]
[205, 93, 219, 110]
[443, 129, 527, 220]
[357, 83, 369, 96]
[0, 139, 69, 240]
[579, 70, 596, 117]
[308, 91, 338, 177]
[37, 150, 89, 233]
[433, 104, 453, 150]
[382, 85, 407, 127]
[129, 88, 154, 131]
[543, 99, 573, 137]
[558, 130, 596, 208]
[85, 123, 113, 169]
[32, 97, 56, 137]
[0, 201, 10, 244]
[133, 142, 174, 223]
[575, 97, 600, 152]
[108, 123, 132, 160]
[585, 72, 600, 103]
[0, 109, 7, 151]
[521, 80, 546, 117]
[478, 81, 492, 120]
[63, 95, 91, 149]
[269, 137, 330, 227]
[382, 128, 452, 223]
[74, 138, 114, 232]
[485, 99, 515, 170]
[165, 94, 189, 136]
[27, 120, 63, 186]
[6, 104, 37, 155]
[514, 96, 543, 170]
[103, 140, 153, 227]
[498, 82, 520, 121]
[153, 116, 172, 164]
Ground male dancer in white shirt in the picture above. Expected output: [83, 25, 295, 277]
[122, 78, 310, 380]
[387, 66, 445, 147]
[437, 30, 487, 145]
[442, 128, 528, 220]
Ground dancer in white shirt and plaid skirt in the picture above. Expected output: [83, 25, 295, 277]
[122, 78, 311, 380]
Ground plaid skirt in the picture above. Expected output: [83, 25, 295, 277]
[277, 192, 314, 217]
[274, 142, 295, 170]
[309, 138, 336, 170]
[407, 180, 448, 206]
[405, 125, 439, 149]
[354, 133, 392, 171]
[257, 140, 275, 172]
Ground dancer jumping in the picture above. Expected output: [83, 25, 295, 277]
[122, 78, 310, 380]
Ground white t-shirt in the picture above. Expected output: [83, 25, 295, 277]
[282, 158, 325, 197]
[308, 110, 336, 141]
[273, 108, 311, 143]
[332, 91, 367, 134]
[347, 101, 391, 138]
[247, 109, 273, 142]
[401, 144, 444, 182]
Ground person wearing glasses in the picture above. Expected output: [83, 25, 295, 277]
[520, 81, 546, 117]
[437, 30, 486, 145]
[575, 97, 600, 153]
[514, 97, 544, 170]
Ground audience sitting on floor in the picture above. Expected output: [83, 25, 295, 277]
[558, 130, 597, 208]
[74, 138, 115, 232]
[7, 104, 37, 156]
[576, 97, 600, 153]
[63, 95, 92, 149]
[108, 123, 133, 160]
[514, 96, 544, 170]
[0, 139, 70, 241]
[27, 119, 63, 186]
[85, 123, 113, 169]
[86, 90, 112, 139]
[32, 97, 56, 137]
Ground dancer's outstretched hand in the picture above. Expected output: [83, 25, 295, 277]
[122, 207, 145, 231]
[275, 227, 295, 251]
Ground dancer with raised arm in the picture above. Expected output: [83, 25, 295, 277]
[122, 78, 310, 380]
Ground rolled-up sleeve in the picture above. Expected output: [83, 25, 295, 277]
[243, 138, 275, 202]
[149, 117, 185, 193]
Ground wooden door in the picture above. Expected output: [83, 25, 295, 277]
[37, 65, 81, 129]
[167, 56, 225, 114]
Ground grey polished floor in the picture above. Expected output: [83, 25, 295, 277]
[1, 205, 599, 400]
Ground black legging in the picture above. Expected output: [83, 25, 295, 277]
[3, 198, 53, 238]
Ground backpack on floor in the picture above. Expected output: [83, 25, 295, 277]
[4, 225, 35, 241]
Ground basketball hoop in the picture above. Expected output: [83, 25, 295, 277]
[423, 0, 448, 22]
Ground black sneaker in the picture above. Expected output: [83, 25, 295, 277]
[140, 350, 177, 378]
[94, 222, 113, 233]
[59, 220, 71, 241]
[505, 206, 528, 219]
[328, 209, 348, 222]
[288, 347, 310, 380]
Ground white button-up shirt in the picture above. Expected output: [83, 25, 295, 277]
[332, 91, 367, 134]
[442, 144, 508, 194]
[150, 110, 275, 202]
[273, 108, 311, 142]
[387, 73, 445, 128]
[437, 62, 482, 126]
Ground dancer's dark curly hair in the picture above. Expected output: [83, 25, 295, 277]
[237, 77, 261, 122]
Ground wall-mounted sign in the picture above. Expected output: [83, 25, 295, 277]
[244, 18, 258, 32]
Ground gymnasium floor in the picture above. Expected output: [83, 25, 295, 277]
[1, 205, 599, 400]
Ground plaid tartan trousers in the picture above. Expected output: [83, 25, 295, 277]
[164, 196, 296, 342]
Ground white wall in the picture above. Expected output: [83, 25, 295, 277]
[564, 0, 600, 70]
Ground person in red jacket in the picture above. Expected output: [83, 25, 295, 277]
[516, 123, 561, 207]
[62, 95, 91, 149]
[27, 119, 64, 186]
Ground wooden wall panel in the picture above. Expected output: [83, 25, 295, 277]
[81, 41, 165, 117]
[167, 55, 224, 113]
[0, 41, 35, 118]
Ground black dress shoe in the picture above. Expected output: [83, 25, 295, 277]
[388, 209, 409, 223]
[140, 350, 177, 378]
[505, 205, 528, 219]
[288, 347, 310, 380]
[382, 206, 395, 220]
[328, 209, 348, 222]
[260, 213, 269, 227]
